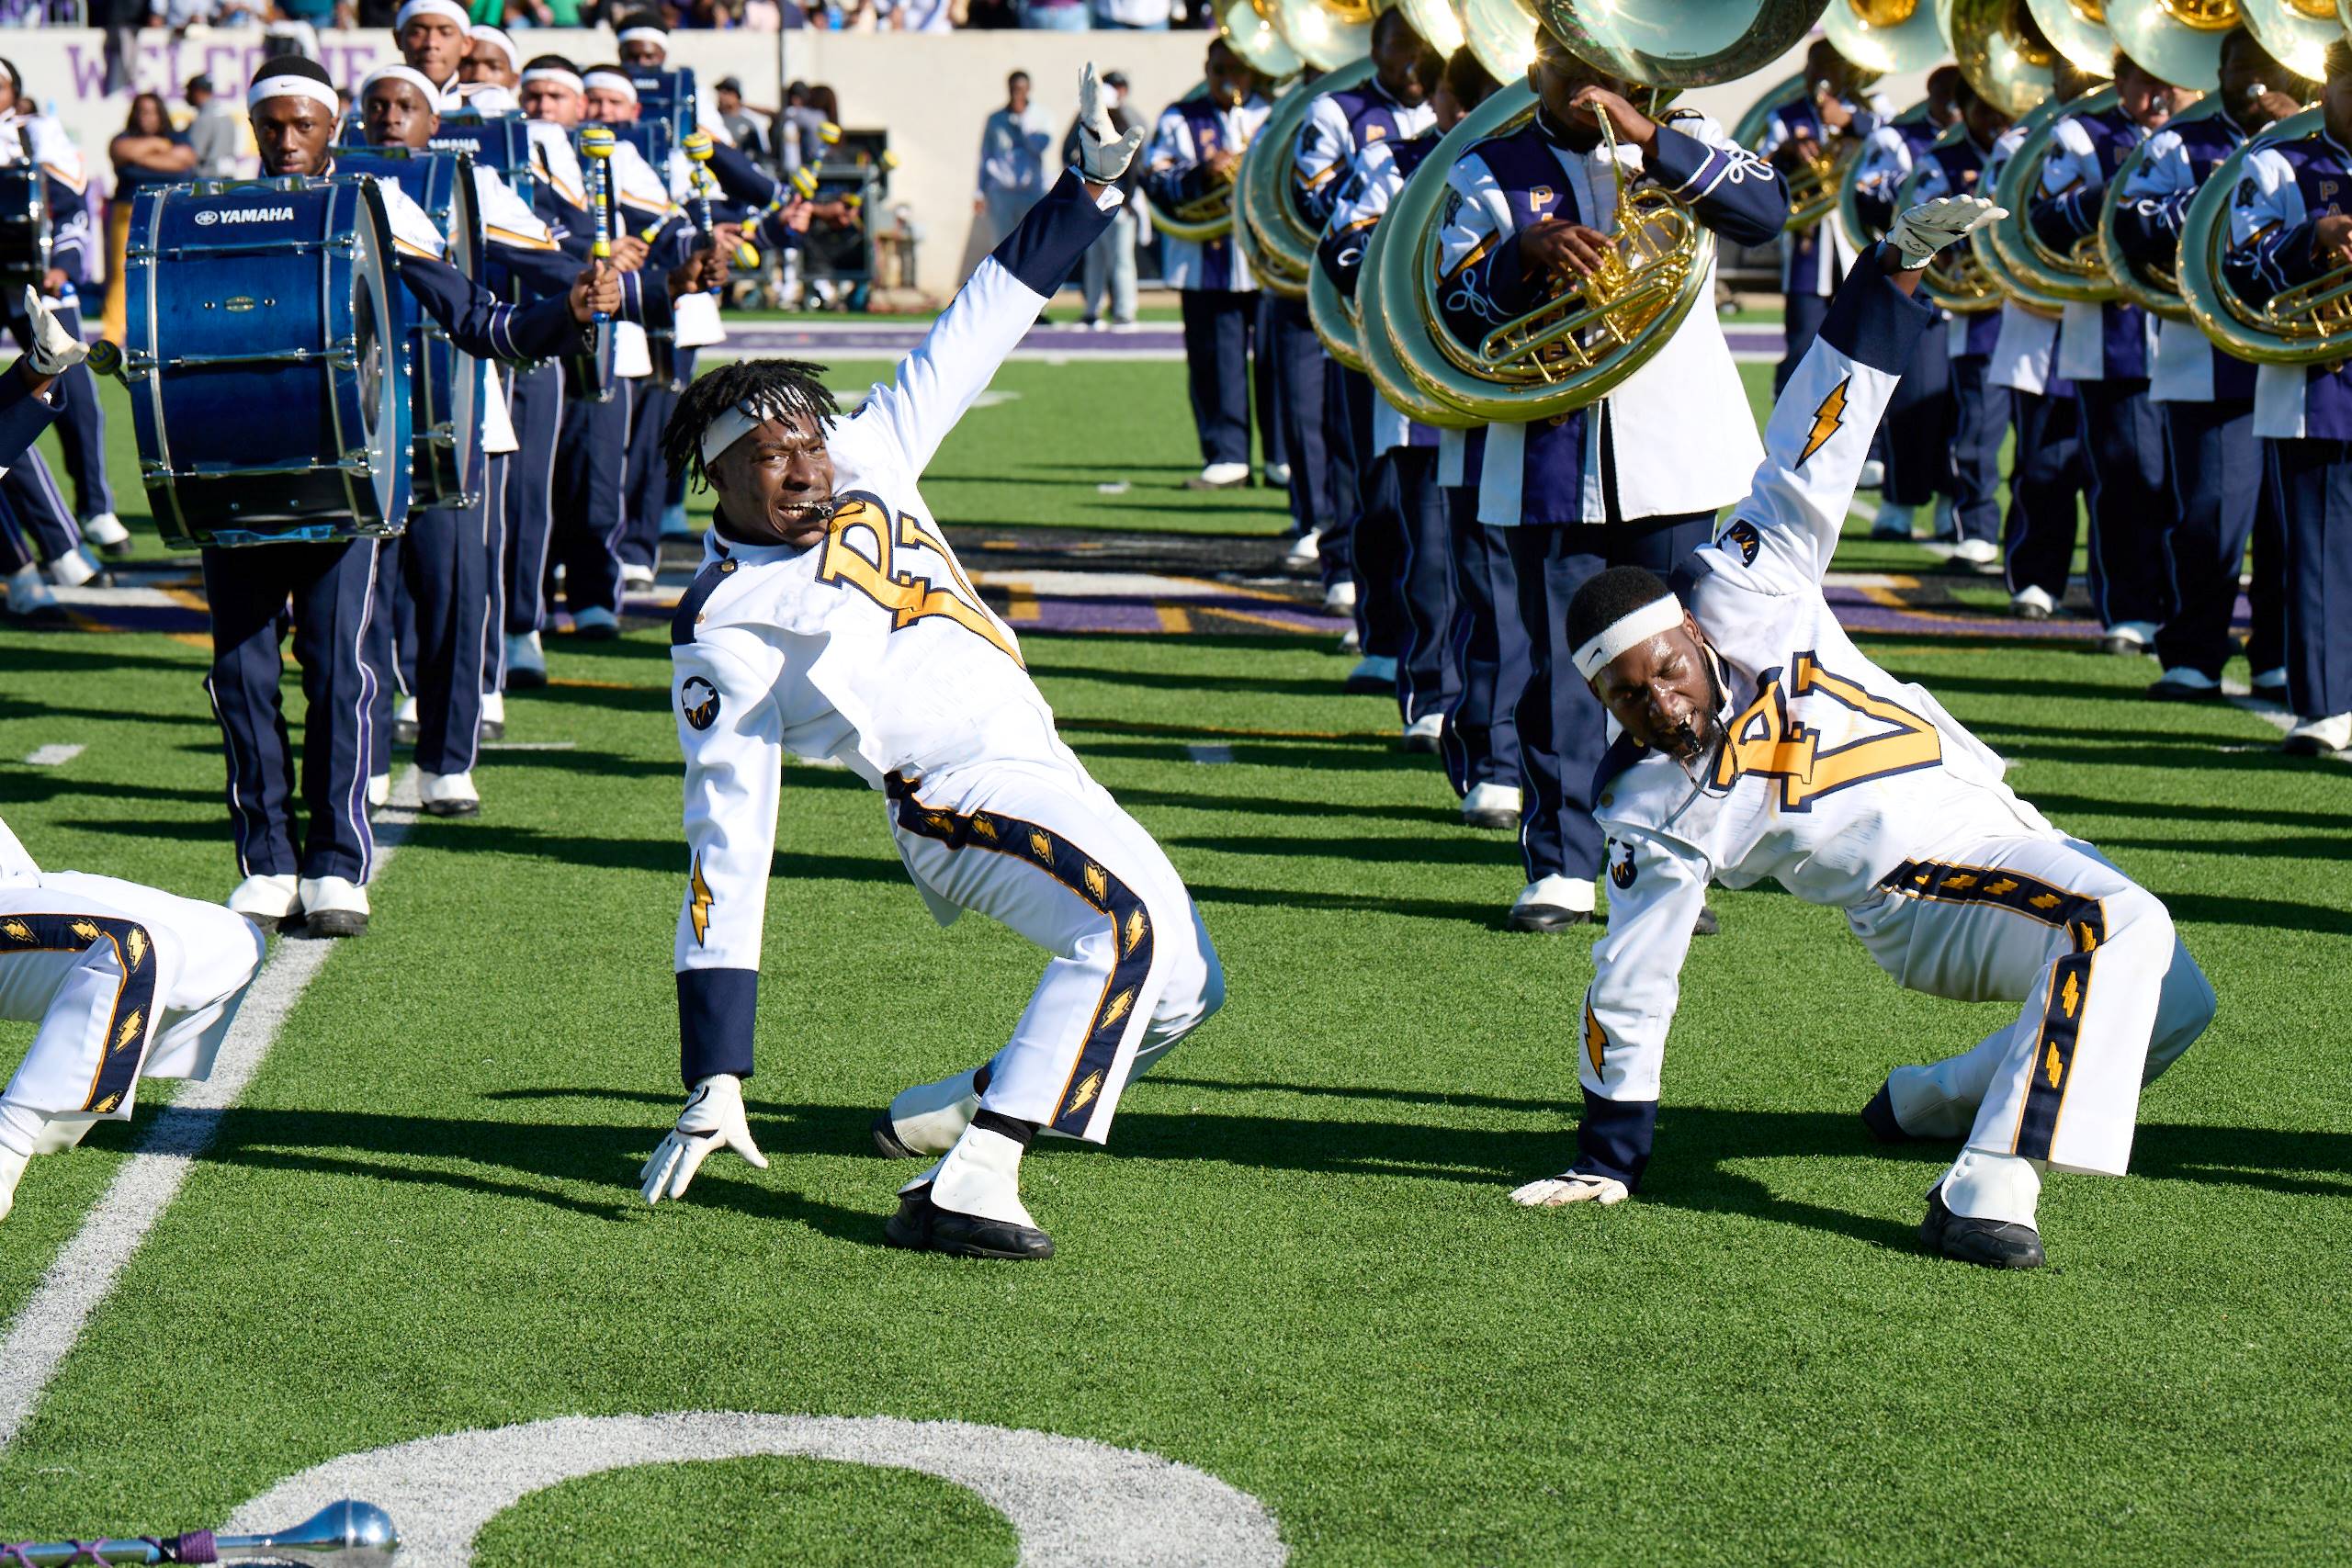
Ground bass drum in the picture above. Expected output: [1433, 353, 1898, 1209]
[120, 176, 408, 549]
[334, 149, 486, 512]
[0, 165, 51, 290]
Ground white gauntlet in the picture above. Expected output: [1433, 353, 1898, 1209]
[1072, 62, 1145, 185]
[23, 287, 86, 378]
[1886, 195, 2005, 271]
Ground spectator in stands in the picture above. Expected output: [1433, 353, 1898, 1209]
[976, 70, 1054, 242]
[878, 0, 958, 28]
[184, 73, 243, 177]
[1018, 0, 1085, 31]
[103, 93, 194, 340]
[1092, 0, 1169, 26]
[1064, 68, 1140, 324]
[714, 76, 771, 156]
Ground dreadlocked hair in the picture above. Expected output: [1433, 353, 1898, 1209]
[662, 357, 842, 497]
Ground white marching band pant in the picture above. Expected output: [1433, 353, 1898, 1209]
[885, 728, 1224, 1145]
[1849, 835, 2213, 1177]
[0, 871, 266, 1155]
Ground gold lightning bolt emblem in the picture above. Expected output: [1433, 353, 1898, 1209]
[970, 815, 998, 840]
[1985, 877, 2018, 896]
[2044, 1041, 2064, 1089]
[114, 1010, 143, 1052]
[0, 918, 30, 942]
[1123, 907, 1148, 956]
[2077, 922, 2098, 952]
[688, 854, 714, 946]
[125, 928, 147, 970]
[69, 919, 100, 943]
[2061, 972, 2081, 1019]
[1030, 829, 1054, 863]
[2029, 892, 2062, 910]
[1586, 1007, 1607, 1075]
[1797, 375, 1851, 467]
[1101, 988, 1135, 1030]
[1943, 873, 1977, 890]
[1083, 863, 1108, 905]
[89, 1092, 119, 1115]
[1066, 1069, 1103, 1115]
[925, 811, 955, 836]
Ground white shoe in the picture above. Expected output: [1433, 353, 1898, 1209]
[1262, 461, 1291, 487]
[1939, 1146, 2041, 1227]
[81, 512, 130, 554]
[619, 561, 656, 590]
[1324, 580, 1358, 614]
[49, 547, 101, 588]
[2148, 667, 2221, 700]
[227, 872, 300, 931]
[1461, 781, 1521, 829]
[393, 694, 420, 747]
[29, 1118, 95, 1155]
[1401, 712, 1443, 752]
[1187, 461, 1250, 490]
[2100, 620, 2156, 655]
[0, 1145, 24, 1224]
[367, 773, 390, 809]
[1858, 457, 1885, 489]
[297, 875, 369, 938]
[1869, 500, 1916, 540]
[1284, 527, 1322, 568]
[571, 605, 620, 639]
[1510, 874, 1597, 931]
[480, 690, 505, 741]
[888, 1122, 1054, 1258]
[873, 1066, 982, 1158]
[420, 770, 481, 818]
[1951, 537, 2000, 568]
[2283, 712, 2352, 755]
[1338, 626, 1361, 653]
[2010, 585, 2054, 621]
[1344, 654, 1397, 691]
[2251, 666, 2289, 694]
[506, 630, 547, 688]
[6, 563, 61, 616]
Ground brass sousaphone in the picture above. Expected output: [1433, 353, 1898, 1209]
[1141, 0, 1305, 245]
[1368, 0, 1827, 425]
[1984, 82, 2125, 306]
[1238, 55, 1381, 299]
[1897, 123, 2009, 309]
[2177, 105, 2352, 361]
[2095, 91, 2223, 318]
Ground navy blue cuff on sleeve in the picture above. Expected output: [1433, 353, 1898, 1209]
[679, 967, 759, 1086]
[0, 367, 62, 472]
[990, 167, 1115, 296]
[1574, 1089, 1658, 1190]
[2030, 192, 2092, 249]
[1816, 243, 1937, 375]
[510, 288, 594, 361]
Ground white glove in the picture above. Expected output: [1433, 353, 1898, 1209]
[1073, 62, 1146, 186]
[1509, 1171, 1632, 1208]
[1886, 195, 2005, 271]
[23, 287, 85, 378]
[639, 1073, 768, 1205]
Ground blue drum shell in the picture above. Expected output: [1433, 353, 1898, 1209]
[0, 166, 51, 287]
[123, 178, 411, 548]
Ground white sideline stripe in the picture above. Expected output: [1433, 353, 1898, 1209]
[0, 766, 423, 1453]
[23, 744, 83, 766]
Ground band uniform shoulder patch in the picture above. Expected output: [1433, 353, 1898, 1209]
[681, 675, 720, 730]
[1721, 518, 1761, 566]
[1610, 840, 1636, 890]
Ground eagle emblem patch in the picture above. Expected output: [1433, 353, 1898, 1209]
[681, 676, 720, 730]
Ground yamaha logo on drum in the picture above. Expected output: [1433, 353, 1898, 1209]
[192, 206, 297, 227]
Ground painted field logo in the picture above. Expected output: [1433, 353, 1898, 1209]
[193, 207, 296, 227]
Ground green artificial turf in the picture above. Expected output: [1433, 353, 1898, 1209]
[0, 357, 2341, 1565]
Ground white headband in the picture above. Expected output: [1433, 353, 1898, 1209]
[616, 26, 669, 45]
[394, 0, 472, 33]
[470, 27, 519, 69]
[520, 66, 584, 96]
[700, 404, 767, 468]
[582, 70, 639, 101]
[1570, 593, 1685, 682]
[248, 73, 341, 114]
[359, 64, 440, 105]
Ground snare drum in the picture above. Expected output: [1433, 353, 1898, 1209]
[0, 165, 51, 288]
[334, 148, 487, 513]
[119, 176, 409, 550]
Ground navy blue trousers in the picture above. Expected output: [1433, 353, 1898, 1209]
[1251, 292, 1285, 474]
[2157, 399, 2271, 681]
[1267, 296, 1333, 535]
[504, 361, 561, 635]
[2264, 437, 2352, 719]
[551, 369, 631, 618]
[1507, 512, 1715, 883]
[1440, 486, 1525, 797]
[1317, 361, 1370, 588]
[0, 446, 82, 563]
[1179, 288, 1254, 468]
[6, 298, 110, 520]
[1880, 321, 1951, 508]
[1776, 291, 1832, 396]
[2002, 387, 2088, 603]
[1388, 445, 1454, 725]
[622, 377, 678, 571]
[480, 451, 509, 694]
[1948, 353, 2004, 545]
[368, 495, 490, 777]
[2075, 378, 2173, 630]
[200, 538, 379, 883]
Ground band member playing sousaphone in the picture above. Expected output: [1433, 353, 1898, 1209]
[1146, 39, 1273, 491]
[1757, 38, 1890, 391]
[1888, 74, 2015, 564]
[2109, 26, 2303, 704]
[1435, 29, 1786, 931]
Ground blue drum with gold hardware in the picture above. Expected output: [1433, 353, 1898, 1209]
[626, 66, 696, 148]
[332, 148, 485, 512]
[430, 114, 536, 208]
[116, 176, 408, 550]
[0, 165, 51, 290]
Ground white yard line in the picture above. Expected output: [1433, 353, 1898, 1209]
[0, 767, 423, 1452]
[22, 745, 83, 767]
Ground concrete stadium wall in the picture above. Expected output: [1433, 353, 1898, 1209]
[5, 26, 1926, 296]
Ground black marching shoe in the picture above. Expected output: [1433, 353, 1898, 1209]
[1861, 1080, 1915, 1145]
[870, 1110, 920, 1159]
[1921, 1184, 2045, 1269]
[885, 1181, 1055, 1260]
[1692, 904, 1721, 937]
